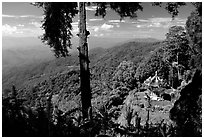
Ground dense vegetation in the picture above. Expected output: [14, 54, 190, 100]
[3, 36, 201, 137]
[2, 2, 202, 137]
[2, 39, 160, 92]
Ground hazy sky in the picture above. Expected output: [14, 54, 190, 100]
[2, 2, 195, 41]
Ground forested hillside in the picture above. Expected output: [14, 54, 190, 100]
[2, 2, 201, 137]
[2, 39, 161, 93]
[3, 34, 202, 137]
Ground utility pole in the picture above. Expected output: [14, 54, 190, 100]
[78, 2, 92, 120]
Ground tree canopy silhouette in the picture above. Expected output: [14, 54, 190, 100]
[33, 2, 78, 58]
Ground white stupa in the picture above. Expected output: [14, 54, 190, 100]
[144, 71, 163, 88]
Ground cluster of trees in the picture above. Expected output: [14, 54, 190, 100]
[2, 60, 172, 137]
[33, 2, 194, 120]
[2, 2, 202, 137]
[136, 5, 202, 88]
[135, 2, 202, 136]
[2, 85, 100, 136]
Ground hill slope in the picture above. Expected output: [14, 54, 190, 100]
[3, 39, 162, 93]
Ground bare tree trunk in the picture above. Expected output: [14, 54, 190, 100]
[47, 93, 52, 136]
[78, 2, 92, 120]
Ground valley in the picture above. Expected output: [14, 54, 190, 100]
[2, 2, 201, 137]
[2, 38, 161, 92]
[2, 38, 176, 136]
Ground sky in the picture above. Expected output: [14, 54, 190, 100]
[2, 2, 196, 47]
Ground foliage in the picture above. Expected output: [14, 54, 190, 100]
[2, 83, 177, 137]
[164, 3, 186, 19]
[135, 46, 169, 83]
[91, 41, 161, 84]
[2, 85, 49, 136]
[170, 70, 202, 136]
[95, 2, 186, 20]
[2, 85, 102, 137]
[34, 2, 78, 57]
[185, 5, 202, 70]
[3, 2, 202, 137]
[112, 61, 137, 90]
[166, 4, 202, 134]
[116, 89, 176, 137]
[3, 40, 160, 96]
[152, 2, 186, 19]
[186, 11, 202, 54]
[106, 61, 138, 125]
[191, 2, 202, 16]
[94, 2, 107, 18]
[135, 25, 194, 88]
[93, 2, 143, 19]
[109, 2, 143, 19]
[163, 26, 190, 68]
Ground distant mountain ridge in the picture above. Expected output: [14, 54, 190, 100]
[123, 37, 161, 43]
[2, 37, 161, 70]
[2, 47, 54, 70]
[2, 38, 163, 93]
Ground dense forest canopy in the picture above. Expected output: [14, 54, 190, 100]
[2, 2, 202, 137]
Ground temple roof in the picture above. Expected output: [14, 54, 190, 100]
[144, 71, 163, 87]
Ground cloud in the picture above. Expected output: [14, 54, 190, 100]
[149, 18, 172, 23]
[108, 20, 125, 23]
[29, 22, 41, 28]
[71, 22, 113, 34]
[151, 22, 161, 28]
[21, 28, 44, 37]
[93, 34, 98, 37]
[2, 24, 43, 37]
[17, 24, 25, 27]
[88, 23, 113, 33]
[137, 19, 149, 22]
[99, 33, 104, 37]
[2, 24, 17, 35]
[89, 18, 103, 22]
[101, 23, 114, 30]
[2, 15, 15, 18]
[93, 26, 99, 32]
[87, 24, 114, 37]
[2, 14, 43, 19]
[116, 24, 120, 28]
[131, 21, 139, 24]
[108, 21, 121, 28]
[87, 26, 99, 32]
[86, 6, 97, 11]
[93, 33, 105, 37]
[135, 17, 186, 29]
[136, 25, 141, 28]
